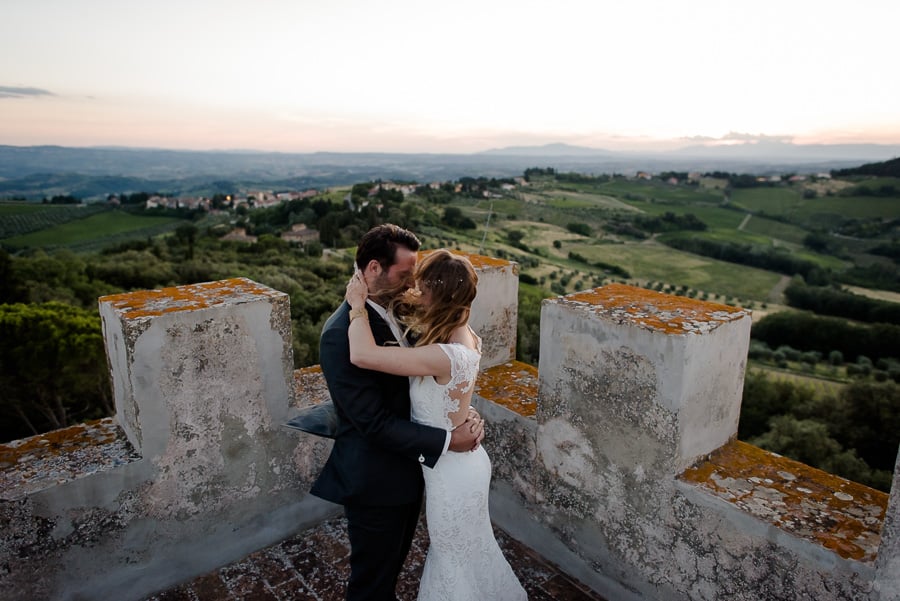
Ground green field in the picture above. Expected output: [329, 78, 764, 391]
[730, 187, 801, 214]
[0, 202, 111, 238]
[741, 214, 810, 245]
[752, 364, 847, 397]
[731, 186, 899, 224]
[3, 210, 185, 249]
[594, 179, 723, 204]
[0, 202, 61, 216]
[556, 239, 782, 301]
[620, 198, 745, 229]
[450, 180, 896, 303]
[793, 195, 899, 220]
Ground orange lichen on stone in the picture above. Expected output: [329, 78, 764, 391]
[0, 418, 140, 501]
[475, 361, 539, 417]
[99, 277, 279, 320]
[292, 365, 332, 407]
[680, 439, 888, 562]
[419, 249, 515, 271]
[563, 283, 750, 335]
[291, 361, 538, 418]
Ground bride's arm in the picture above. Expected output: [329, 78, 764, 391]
[346, 272, 450, 378]
[348, 314, 450, 377]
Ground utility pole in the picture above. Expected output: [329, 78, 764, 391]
[478, 201, 493, 255]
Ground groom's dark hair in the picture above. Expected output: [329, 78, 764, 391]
[356, 224, 421, 271]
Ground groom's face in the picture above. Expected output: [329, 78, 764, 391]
[372, 246, 417, 302]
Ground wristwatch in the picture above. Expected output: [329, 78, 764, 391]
[349, 307, 368, 323]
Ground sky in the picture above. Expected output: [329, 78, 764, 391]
[2, 0, 899, 154]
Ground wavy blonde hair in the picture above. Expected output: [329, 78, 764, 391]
[392, 249, 478, 347]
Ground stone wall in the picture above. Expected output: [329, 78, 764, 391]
[0, 278, 336, 601]
[484, 283, 900, 601]
[1, 260, 899, 601]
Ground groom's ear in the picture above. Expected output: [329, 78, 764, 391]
[365, 259, 382, 276]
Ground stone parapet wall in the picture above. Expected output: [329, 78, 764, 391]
[877, 450, 900, 598]
[0, 256, 521, 601]
[2, 263, 899, 601]
[0, 278, 336, 601]
[481, 283, 900, 601]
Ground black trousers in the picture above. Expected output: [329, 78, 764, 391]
[344, 498, 422, 601]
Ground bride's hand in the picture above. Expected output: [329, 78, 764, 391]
[345, 270, 368, 309]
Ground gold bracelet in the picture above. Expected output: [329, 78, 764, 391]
[349, 307, 368, 323]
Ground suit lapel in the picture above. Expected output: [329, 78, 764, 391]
[367, 308, 398, 347]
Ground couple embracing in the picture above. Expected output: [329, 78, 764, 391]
[310, 224, 527, 601]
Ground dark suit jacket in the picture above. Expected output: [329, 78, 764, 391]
[311, 301, 447, 506]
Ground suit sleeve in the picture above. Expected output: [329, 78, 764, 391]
[320, 310, 447, 468]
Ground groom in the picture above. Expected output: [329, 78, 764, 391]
[311, 224, 484, 600]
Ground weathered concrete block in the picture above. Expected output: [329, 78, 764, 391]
[465, 253, 519, 369]
[98, 277, 293, 460]
[875, 447, 900, 600]
[537, 283, 751, 479]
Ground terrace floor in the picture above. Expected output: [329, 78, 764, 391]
[143, 515, 606, 601]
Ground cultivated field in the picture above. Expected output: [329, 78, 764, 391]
[2, 209, 185, 250]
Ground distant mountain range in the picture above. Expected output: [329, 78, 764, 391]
[480, 141, 900, 161]
[1, 142, 898, 199]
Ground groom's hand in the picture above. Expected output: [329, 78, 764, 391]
[448, 414, 484, 452]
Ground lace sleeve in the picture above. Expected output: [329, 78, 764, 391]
[436, 343, 480, 412]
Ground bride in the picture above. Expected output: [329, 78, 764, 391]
[345, 248, 527, 601]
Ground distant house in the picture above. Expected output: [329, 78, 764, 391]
[280, 224, 320, 245]
[380, 182, 417, 196]
[222, 228, 257, 243]
[251, 192, 280, 209]
[176, 196, 210, 210]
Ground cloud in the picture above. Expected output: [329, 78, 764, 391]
[0, 86, 54, 99]
[679, 132, 795, 145]
[721, 131, 793, 144]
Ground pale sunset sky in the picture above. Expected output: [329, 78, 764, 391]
[2, 0, 898, 154]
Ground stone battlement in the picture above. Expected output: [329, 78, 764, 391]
[1, 258, 898, 601]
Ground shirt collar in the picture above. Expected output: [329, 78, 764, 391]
[365, 299, 408, 347]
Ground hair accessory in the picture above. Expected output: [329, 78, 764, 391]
[424, 277, 465, 287]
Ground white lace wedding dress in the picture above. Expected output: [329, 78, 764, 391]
[409, 336, 527, 601]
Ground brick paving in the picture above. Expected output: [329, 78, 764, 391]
[144, 516, 606, 600]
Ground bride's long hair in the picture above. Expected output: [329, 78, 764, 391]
[392, 249, 478, 347]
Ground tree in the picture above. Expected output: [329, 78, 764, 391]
[566, 223, 592, 236]
[0, 303, 112, 442]
[506, 230, 525, 243]
[442, 207, 476, 229]
[831, 381, 900, 472]
[0, 248, 23, 303]
[174, 224, 198, 260]
[750, 415, 844, 468]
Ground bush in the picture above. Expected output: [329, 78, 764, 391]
[566, 222, 592, 236]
